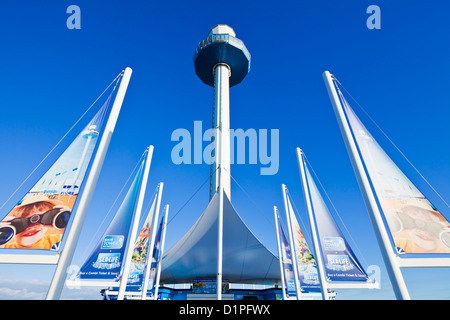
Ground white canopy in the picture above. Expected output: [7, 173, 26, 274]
[160, 191, 281, 284]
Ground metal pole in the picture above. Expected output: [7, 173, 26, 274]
[46, 67, 133, 300]
[212, 63, 231, 201]
[281, 184, 302, 300]
[153, 204, 169, 300]
[213, 63, 230, 301]
[117, 146, 154, 300]
[322, 70, 410, 300]
[217, 161, 224, 300]
[141, 182, 164, 300]
[273, 206, 288, 300]
[296, 148, 329, 300]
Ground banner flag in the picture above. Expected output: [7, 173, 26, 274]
[125, 194, 157, 292]
[142, 214, 164, 295]
[286, 195, 321, 292]
[77, 159, 145, 281]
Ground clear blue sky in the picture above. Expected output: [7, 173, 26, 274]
[0, 0, 449, 300]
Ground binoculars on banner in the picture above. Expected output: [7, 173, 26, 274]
[0, 209, 70, 245]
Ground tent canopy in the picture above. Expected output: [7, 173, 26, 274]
[160, 191, 281, 284]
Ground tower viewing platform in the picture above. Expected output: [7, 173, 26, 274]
[193, 25, 251, 87]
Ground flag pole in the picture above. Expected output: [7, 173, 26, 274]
[281, 184, 302, 300]
[141, 182, 164, 300]
[46, 67, 133, 300]
[217, 165, 224, 300]
[117, 146, 154, 300]
[215, 64, 225, 300]
[296, 148, 329, 300]
[273, 206, 288, 301]
[322, 70, 410, 300]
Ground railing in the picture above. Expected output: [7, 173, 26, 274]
[193, 34, 251, 62]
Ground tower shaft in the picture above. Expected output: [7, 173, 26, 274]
[212, 63, 231, 201]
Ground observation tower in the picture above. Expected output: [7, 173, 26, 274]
[193, 24, 251, 201]
[160, 25, 279, 302]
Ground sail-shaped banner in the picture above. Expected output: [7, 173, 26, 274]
[276, 211, 297, 296]
[286, 195, 321, 292]
[339, 89, 450, 254]
[0, 93, 112, 251]
[141, 213, 165, 297]
[303, 161, 369, 281]
[125, 193, 157, 292]
[77, 158, 145, 281]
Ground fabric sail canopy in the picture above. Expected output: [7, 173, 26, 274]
[160, 191, 280, 284]
[338, 88, 450, 255]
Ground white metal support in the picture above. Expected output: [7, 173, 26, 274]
[281, 184, 302, 300]
[117, 146, 154, 300]
[296, 148, 329, 300]
[217, 166, 224, 300]
[0, 254, 59, 265]
[213, 62, 230, 301]
[153, 204, 169, 300]
[273, 206, 288, 300]
[397, 257, 450, 268]
[212, 63, 231, 201]
[141, 182, 164, 300]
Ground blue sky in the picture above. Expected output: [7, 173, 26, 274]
[0, 0, 449, 300]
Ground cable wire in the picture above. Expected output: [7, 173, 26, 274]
[227, 168, 275, 229]
[166, 171, 212, 226]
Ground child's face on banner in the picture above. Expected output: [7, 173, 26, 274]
[13, 202, 54, 247]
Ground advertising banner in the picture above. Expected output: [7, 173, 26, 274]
[77, 159, 145, 280]
[286, 196, 320, 292]
[125, 194, 156, 291]
[192, 279, 230, 294]
[144, 214, 164, 293]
